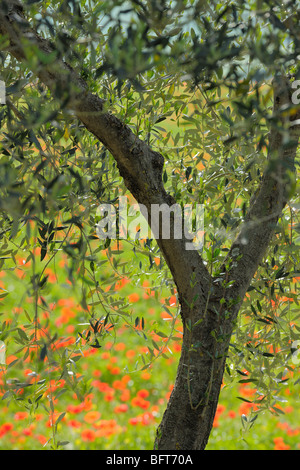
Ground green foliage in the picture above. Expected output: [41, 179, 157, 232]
[0, 0, 299, 449]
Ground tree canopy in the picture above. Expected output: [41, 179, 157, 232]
[0, 0, 299, 450]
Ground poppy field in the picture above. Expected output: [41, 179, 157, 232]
[0, 237, 299, 451]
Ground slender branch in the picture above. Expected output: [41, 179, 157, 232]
[224, 75, 300, 299]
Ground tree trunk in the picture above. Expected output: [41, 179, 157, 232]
[154, 265, 249, 450]
[154, 306, 229, 450]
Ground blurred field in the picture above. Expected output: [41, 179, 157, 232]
[0, 239, 299, 451]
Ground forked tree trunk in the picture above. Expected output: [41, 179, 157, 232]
[1, 1, 299, 450]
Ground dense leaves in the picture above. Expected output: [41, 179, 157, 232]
[0, 0, 299, 449]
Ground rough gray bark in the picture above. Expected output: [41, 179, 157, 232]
[0, 1, 299, 450]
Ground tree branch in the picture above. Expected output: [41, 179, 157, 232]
[0, 0, 212, 310]
[224, 75, 300, 299]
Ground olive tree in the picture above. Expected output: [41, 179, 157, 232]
[0, 0, 299, 450]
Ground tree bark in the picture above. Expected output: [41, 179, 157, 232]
[0, 1, 299, 450]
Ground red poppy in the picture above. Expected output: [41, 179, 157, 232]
[114, 404, 128, 413]
[81, 429, 96, 442]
